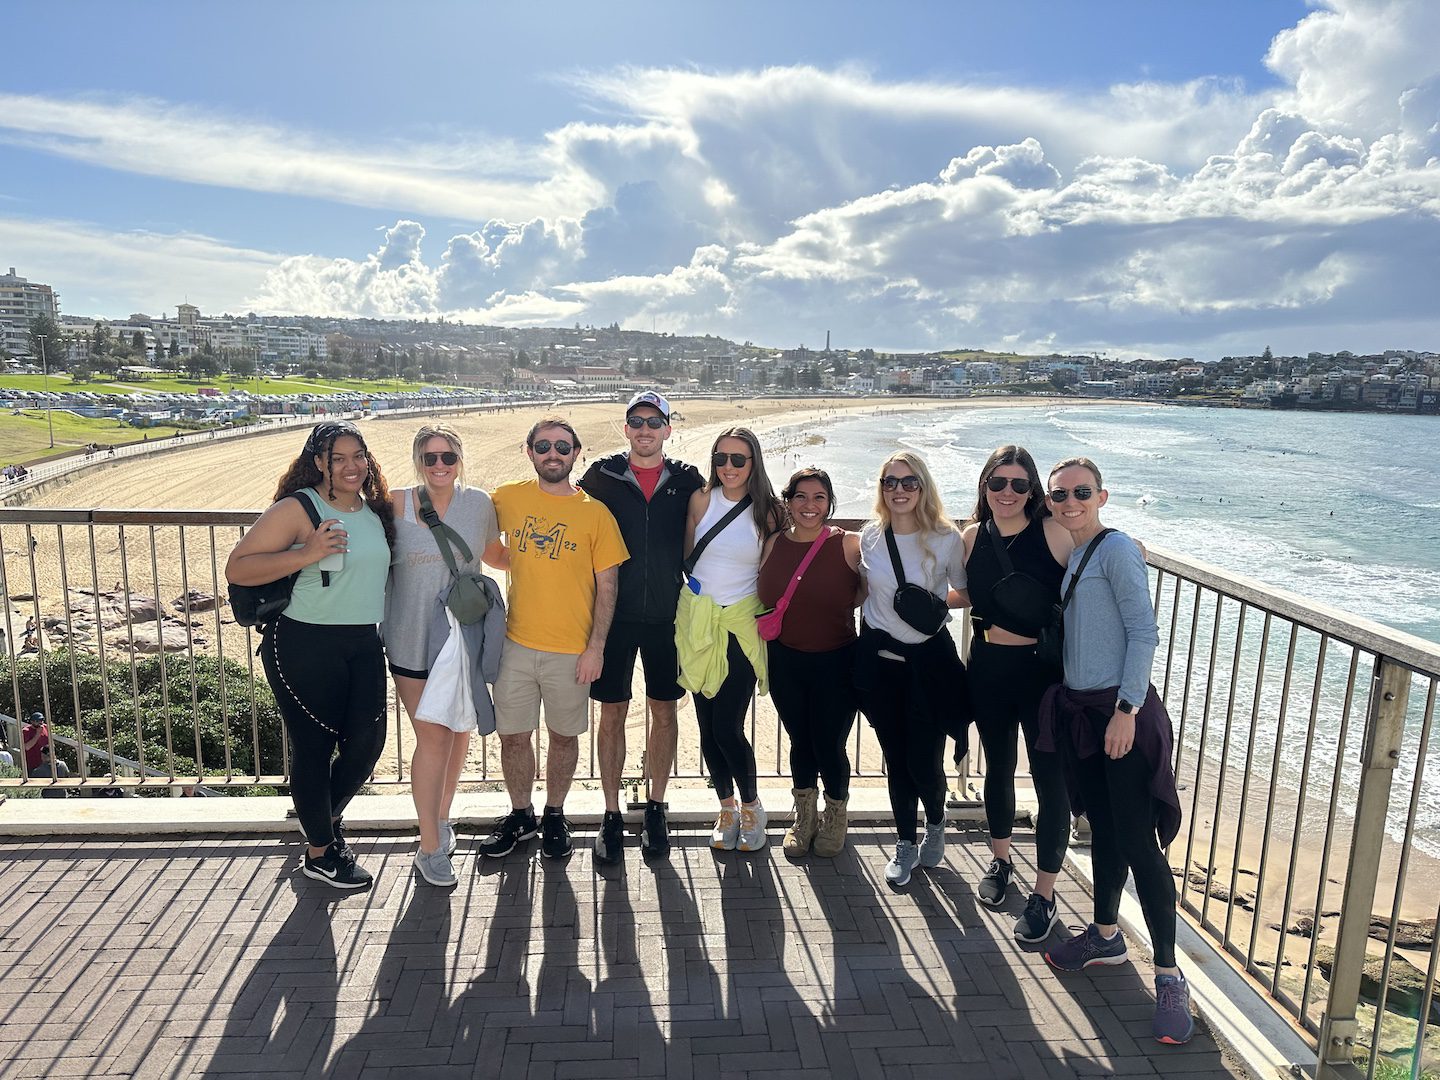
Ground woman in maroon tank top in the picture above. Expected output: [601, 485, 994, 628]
[757, 468, 863, 858]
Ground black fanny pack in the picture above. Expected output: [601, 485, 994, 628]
[885, 526, 949, 636]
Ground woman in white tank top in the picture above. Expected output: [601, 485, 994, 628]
[679, 428, 783, 852]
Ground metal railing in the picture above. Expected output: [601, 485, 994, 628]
[4, 506, 1436, 1076]
[1148, 546, 1440, 1080]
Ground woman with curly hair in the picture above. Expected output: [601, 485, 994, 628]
[226, 421, 396, 890]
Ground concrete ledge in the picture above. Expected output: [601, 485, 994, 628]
[1066, 846, 1318, 1080]
[0, 786, 1001, 836]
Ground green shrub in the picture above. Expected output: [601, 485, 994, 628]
[0, 649, 286, 793]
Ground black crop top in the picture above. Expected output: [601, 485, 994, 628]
[964, 515, 1065, 637]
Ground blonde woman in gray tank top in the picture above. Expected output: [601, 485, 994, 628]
[384, 426, 499, 887]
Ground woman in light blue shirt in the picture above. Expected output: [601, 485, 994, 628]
[227, 421, 395, 892]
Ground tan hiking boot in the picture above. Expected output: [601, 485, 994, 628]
[812, 794, 849, 858]
[782, 788, 819, 857]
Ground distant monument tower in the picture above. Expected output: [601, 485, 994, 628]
[825, 330, 831, 354]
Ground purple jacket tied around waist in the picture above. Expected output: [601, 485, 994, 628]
[1037, 682, 1181, 848]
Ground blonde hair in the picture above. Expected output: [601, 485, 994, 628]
[869, 451, 956, 579]
[412, 424, 465, 487]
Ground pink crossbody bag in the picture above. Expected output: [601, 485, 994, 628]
[756, 528, 840, 642]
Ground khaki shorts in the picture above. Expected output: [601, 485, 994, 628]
[493, 640, 592, 737]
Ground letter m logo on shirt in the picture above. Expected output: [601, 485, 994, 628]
[519, 515, 568, 560]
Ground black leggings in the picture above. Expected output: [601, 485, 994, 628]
[860, 656, 947, 843]
[261, 617, 387, 849]
[1069, 743, 1178, 969]
[768, 641, 856, 800]
[694, 634, 758, 803]
[969, 638, 1069, 874]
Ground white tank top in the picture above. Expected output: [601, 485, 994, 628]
[690, 488, 762, 606]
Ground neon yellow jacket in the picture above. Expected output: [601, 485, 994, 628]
[675, 589, 768, 699]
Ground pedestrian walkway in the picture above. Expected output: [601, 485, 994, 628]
[0, 826, 1246, 1078]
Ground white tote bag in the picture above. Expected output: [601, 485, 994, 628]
[414, 609, 477, 733]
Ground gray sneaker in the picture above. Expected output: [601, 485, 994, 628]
[885, 840, 921, 887]
[918, 818, 946, 867]
[413, 848, 457, 887]
[439, 820, 457, 857]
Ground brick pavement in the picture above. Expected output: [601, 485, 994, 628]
[0, 826, 1247, 1078]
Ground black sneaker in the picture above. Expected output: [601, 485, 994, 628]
[640, 800, 671, 858]
[541, 806, 573, 859]
[978, 857, 1014, 907]
[333, 818, 353, 859]
[1014, 891, 1059, 943]
[477, 806, 539, 858]
[594, 810, 624, 864]
[302, 841, 373, 890]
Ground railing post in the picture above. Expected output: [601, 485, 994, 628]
[1316, 656, 1411, 1079]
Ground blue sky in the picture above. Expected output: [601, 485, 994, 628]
[3, 1, 1438, 357]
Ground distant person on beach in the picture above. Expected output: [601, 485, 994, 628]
[960, 445, 1074, 941]
[677, 427, 783, 852]
[757, 467, 862, 858]
[384, 424, 502, 887]
[1036, 455, 1192, 1045]
[226, 421, 395, 891]
[577, 392, 703, 863]
[479, 418, 628, 860]
[21, 711, 49, 772]
[854, 452, 969, 888]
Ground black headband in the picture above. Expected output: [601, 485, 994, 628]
[304, 421, 363, 456]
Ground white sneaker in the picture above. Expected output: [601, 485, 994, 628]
[919, 818, 946, 867]
[711, 807, 741, 850]
[886, 840, 921, 887]
[439, 820, 457, 857]
[737, 802, 768, 852]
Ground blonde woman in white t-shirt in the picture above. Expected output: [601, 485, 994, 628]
[855, 451, 969, 888]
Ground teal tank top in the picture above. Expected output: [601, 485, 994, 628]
[284, 488, 390, 626]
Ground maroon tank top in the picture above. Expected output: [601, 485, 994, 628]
[756, 531, 860, 652]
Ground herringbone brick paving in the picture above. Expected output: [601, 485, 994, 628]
[0, 827, 1246, 1078]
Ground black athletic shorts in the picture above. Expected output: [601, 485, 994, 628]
[589, 619, 685, 704]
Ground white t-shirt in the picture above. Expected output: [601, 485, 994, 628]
[859, 523, 967, 646]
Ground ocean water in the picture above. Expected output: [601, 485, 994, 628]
[771, 403, 1440, 644]
[764, 403, 1440, 851]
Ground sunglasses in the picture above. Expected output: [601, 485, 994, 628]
[986, 476, 1033, 495]
[422, 451, 459, 467]
[712, 452, 751, 468]
[626, 415, 667, 430]
[1048, 485, 1095, 503]
[532, 439, 574, 456]
[881, 475, 921, 492]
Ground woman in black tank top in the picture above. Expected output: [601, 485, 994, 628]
[960, 445, 1074, 944]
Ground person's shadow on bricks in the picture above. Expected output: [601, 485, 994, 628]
[198, 871, 340, 1078]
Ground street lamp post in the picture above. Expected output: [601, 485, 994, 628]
[36, 334, 55, 449]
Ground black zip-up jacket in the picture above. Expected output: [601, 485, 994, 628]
[578, 452, 704, 625]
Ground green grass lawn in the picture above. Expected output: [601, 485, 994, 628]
[0, 409, 197, 467]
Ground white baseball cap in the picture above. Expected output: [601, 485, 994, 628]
[626, 390, 671, 419]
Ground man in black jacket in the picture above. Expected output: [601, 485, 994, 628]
[578, 391, 704, 862]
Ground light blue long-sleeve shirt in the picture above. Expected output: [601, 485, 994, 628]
[1061, 531, 1158, 706]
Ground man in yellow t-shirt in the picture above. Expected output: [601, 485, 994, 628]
[481, 417, 629, 860]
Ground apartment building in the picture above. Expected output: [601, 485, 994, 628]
[0, 268, 60, 359]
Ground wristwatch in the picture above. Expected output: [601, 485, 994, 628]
[1116, 699, 1136, 715]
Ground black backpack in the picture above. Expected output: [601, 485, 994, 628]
[228, 492, 330, 628]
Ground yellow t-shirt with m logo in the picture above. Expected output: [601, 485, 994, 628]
[492, 479, 630, 654]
